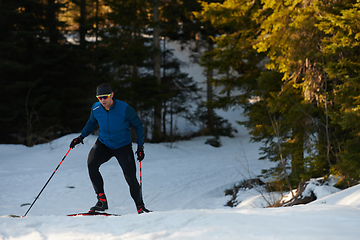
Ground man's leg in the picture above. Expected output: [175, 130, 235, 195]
[113, 144, 145, 210]
[87, 139, 113, 211]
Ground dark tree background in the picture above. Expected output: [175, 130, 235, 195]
[2, 0, 360, 188]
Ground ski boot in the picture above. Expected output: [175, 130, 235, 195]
[137, 205, 151, 214]
[90, 193, 108, 212]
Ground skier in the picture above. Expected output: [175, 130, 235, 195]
[70, 83, 150, 214]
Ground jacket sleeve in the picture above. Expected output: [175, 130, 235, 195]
[81, 108, 98, 138]
[126, 105, 145, 146]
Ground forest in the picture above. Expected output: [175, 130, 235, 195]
[1, 0, 360, 189]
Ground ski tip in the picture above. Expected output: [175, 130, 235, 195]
[9, 215, 23, 218]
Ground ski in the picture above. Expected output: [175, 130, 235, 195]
[8, 212, 119, 217]
[67, 211, 120, 217]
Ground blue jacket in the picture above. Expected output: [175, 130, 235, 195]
[81, 98, 144, 149]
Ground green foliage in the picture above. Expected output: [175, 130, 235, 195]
[161, 0, 203, 41]
[3, 0, 360, 190]
[316, 0, 360, 184]
[0, 0, 204, 145]
[196, 0, 266, 108]
[194, 105, 237, 138]
[196, 0, 360, 188]
[205, 136, 221, 147]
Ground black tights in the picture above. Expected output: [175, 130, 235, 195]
[87, 140, 144, 206]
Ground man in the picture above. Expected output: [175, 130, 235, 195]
[70, 83, 150, 214]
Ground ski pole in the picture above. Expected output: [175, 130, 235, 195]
[140, 161, 142, 190]
[23, 148, 72, 217]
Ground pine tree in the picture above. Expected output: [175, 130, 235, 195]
[195, 0, 360, 187]
[0, 0, 96, 145]
[194, 0, 267, 138]
[315, 0, 360, 185]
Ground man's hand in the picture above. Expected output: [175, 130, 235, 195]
[136, 146, 145, 161]
[70, 135, 84, 149]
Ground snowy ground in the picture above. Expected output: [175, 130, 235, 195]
[1, 41, 360, 239]
[1, 122, 360, 239]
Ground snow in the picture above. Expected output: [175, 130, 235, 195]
[1, 126, 360, 240]
[1, 41, 360, 239]
[279, 178, 341, 205]
[311, 184, 360, 208]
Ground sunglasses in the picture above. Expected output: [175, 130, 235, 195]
[96, 94, 111, 100]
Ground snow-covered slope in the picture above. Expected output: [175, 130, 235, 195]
[1, 129, 360, 240]
[1, 41, 360, 239]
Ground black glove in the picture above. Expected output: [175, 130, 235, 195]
[136, 146, 145, 161]
[70, 135, 84, 149]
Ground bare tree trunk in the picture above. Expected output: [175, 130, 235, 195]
[321, 57, 332, 168]
[93, 0, 99, 70]
[206, 40, 215, 132]
[170, 99, 174, 142]
[266, 102, 294, 198]
[275, 121, 295, 198]
[26, 84, 36, 146]
[79, 0, 87, 47]
[308, 57, 332, 167]
[162, 39, 167, 139]
[95, 0, 99, 42]
[162, 101, 167, 138]
[153, 0, 162, 141]
[47, 0, 58, 44]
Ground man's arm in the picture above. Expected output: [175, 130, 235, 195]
[81, 107, 98, 138]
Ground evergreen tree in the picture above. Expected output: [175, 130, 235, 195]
[251, 0, 331, 186]
[194, 0, 267, 137]
[160, 0, 203, 42]
[101, 0, 202, 141]
[160, 48, 200, 141]
[316, 0, 360, 184]
[196, 0, 360, 188]
[253, 0, 360, 186]
[244, 71, 323, 188]
[99, 0, 154, 106]
[0, 0, 96, 146]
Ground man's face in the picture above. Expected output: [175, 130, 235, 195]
[96, 92, 114, 110]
